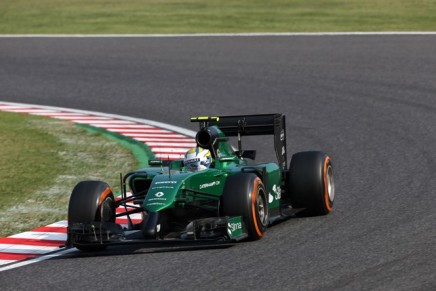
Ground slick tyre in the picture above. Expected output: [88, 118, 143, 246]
[222, 173, 268, 240]
[68, 181, 115, 251]
[288, 151, 334, 216]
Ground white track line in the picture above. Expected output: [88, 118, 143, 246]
[0, 248, 77, 272]
[0, 32, 436, 38]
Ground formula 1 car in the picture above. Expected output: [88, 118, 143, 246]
[66, 114, 334, 250]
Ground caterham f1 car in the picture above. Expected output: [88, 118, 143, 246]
[66, 114, 334, 250]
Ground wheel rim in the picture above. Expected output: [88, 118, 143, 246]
[326, 165, 335, 202]
[256, 189, 268, 227]
[100, 197, 115, 223]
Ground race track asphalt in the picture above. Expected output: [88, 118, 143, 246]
[0, 35, 435, 290]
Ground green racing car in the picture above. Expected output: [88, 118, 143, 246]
[66, 114, 335, 250]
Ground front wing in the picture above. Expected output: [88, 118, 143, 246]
[66, 216, 248, 249]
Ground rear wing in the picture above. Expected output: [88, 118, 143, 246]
[191, 114, 288, 170]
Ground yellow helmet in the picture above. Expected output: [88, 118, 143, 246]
[184, 147, 212, 171]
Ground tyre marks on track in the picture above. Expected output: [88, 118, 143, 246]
[0, 102, 195, 267]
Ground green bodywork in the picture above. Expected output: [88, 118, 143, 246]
[67, 114, 335, 248]
[67, 115, 294, 247]
[129, 126, 282, 217]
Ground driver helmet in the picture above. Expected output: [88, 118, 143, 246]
[184, 147, 212, 171]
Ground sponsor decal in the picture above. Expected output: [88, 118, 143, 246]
[282, 146, 286, 155]
[184, 158, 200, 163]
[199, 181, 221, 189]
[228, 222, 242, 232]
[227, 216, 244, 238]
[272, 184, 281, 200]
[148, 192, 167, 202]
[148, 197, 166, 201]
[280, 129, 285, 141]
[155, 181, 177, 184]
[269, 184, 281, 202]
[151, 186, 174, 190]
[146, 202, 166, 206]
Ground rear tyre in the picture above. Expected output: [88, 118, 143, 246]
[68, 181, 115, 251]
[222, 173, 268, 240]
[288, 151, 334, 216]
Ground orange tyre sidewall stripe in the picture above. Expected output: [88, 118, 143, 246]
[97, 187, 113, 221]
[99, 187, 112, 207]
[251, 177, 263, 238]
[323, 157, 332, 212]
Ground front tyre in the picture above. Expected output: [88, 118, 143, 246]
[222, 173, 268, 240]
[288, 151, 335, 216]
[67, 181, 115, 251]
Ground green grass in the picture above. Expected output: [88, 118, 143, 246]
[0, 112, 140, 237]
[1, 0, 435, 34]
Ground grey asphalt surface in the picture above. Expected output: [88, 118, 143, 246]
[0, 35, 435, 290]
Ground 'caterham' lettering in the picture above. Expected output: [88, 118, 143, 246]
[199, 181, 220, 189]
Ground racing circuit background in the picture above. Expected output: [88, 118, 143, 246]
[1, 35, 436, 289]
